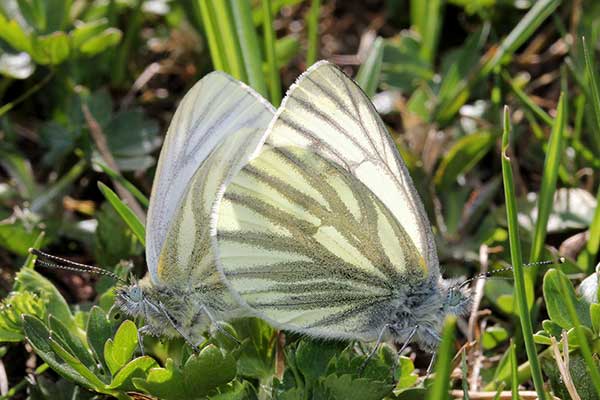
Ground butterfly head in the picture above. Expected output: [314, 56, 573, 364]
[388, 277, 472, 352]
[115, 279, 148, 318]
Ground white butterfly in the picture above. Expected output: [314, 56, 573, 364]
[115, 71, 274, 346]
[212, 61, 471, 353]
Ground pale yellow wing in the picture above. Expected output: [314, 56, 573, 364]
[264, 61, 438, 277]
[146, 72, 274, 285]
[215, 146, 426, 340]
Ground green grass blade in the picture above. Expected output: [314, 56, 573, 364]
[502, 72, 553, 127]
[95, 162, 149, 208]
[98, 182, 145, 246]
[528, 92, 566, 282]
[212, 1, 246, 81]
[583, 187, 600, 271]
[355, 37, 384, 98]
[24, 231, 46, 269]
[582, 36, 600, 154]
[198, 0, 228, 72]
[558, 275, 600, 397]
[306, 0, 320, 66]
[501, 106, 547, 400]
[427, 315, 456, 400]
[481, 0, 560, 76]
[229, 0, 268, 97]
[261, 0, 281, 106]
[417, 0, 443, 64]
[509, 340, 518, 400]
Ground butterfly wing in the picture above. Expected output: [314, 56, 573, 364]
[215, 146, 426, 340]
[263, 61, 438, 277]
[146, 72, 274, 285]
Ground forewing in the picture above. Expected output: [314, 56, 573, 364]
[147, 72, 274, 284]
[215, 146, 426, 340]
[265, 61, 438, 277]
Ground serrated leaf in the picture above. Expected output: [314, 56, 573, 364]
[14, 268, 79, 335]
[0, 291, 45, 342]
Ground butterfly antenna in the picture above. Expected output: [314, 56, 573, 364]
[458, 257, 565, 289]
[29, 248, 126, 284]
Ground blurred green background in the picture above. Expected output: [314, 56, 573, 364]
[0, 0, 599, 399]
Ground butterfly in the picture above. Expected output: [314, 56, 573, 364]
[114, 71, 274, 347]
[212, 61, 472, 355]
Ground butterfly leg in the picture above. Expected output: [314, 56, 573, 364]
[391, 325, 419, 378]
[136, 325, 146, 356]
[358, 324, 391, 376]
[426, 353, 437, 376]
[202, 305, 241, 345]
[156, 301, 199, 351]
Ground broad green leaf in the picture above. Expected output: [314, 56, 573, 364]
[23, 315, 97, 390]
[86, 306, 114, 372]
[541, 349, 600, 400]
[183, 345, 237, 397]
[208, 381, 254, 400]
[381, 32, 433, 94]
[295, 339, 345, 384]
[541, 319, 562, 339]
[0, 14, 33, 53]
[274, 35, 299, 68]
[32, 31, 70, 64]
[133, 358, 188, 400]
[48, 335, 107, 390]
[320, 374, 393, 400]
[48, 315, 95, 369]
[79, 28, 121, 56]
[394, 356, 418, 390]
[104, 320, 138, 375]
[543, 269, 592, 329]
[98, 182, 145, 246]
[232, 318, 274, 378]
[482, 326, 509, 350]
[107, 356, 158, 390]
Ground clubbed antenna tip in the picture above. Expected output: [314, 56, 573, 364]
[29, 248, 125, 283]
